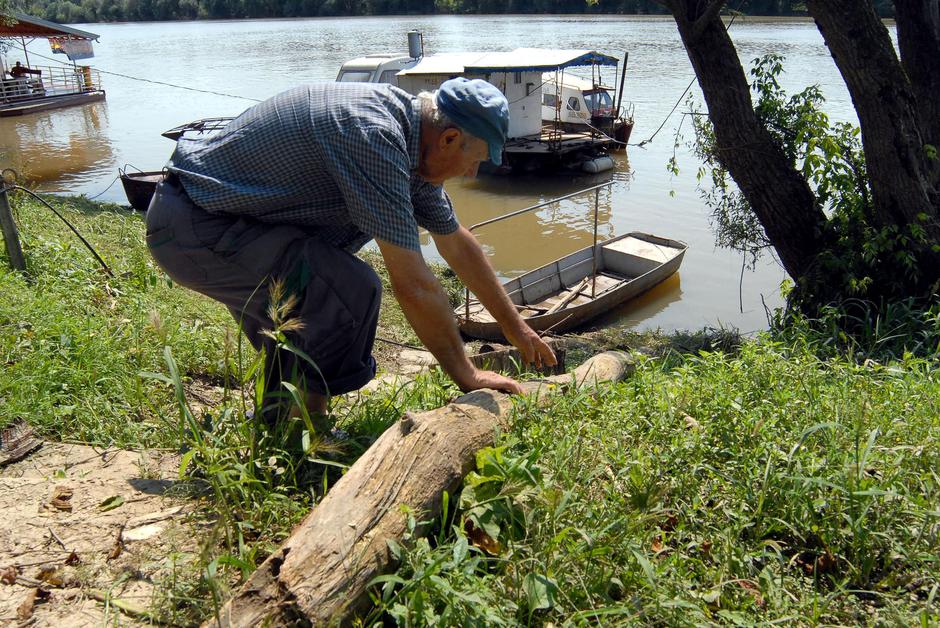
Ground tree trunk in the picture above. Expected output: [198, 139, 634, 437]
[202, 351, 635, 628]
[662, 0, 828, 283]
[807, 0, 940, 260]
[894, 0, 940, 189]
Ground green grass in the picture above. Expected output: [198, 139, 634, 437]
[366, 342, 940, 626]
[3, 194, 938, 625]
[0, 193, 233, 446]
[0, 193, 459, 447]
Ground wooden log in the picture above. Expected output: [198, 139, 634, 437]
[203, 351, 634, 628]
[468, 338, 566, 376]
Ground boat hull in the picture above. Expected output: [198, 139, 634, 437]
[457, 232, 687, 341]
[119, 170, 164, 211]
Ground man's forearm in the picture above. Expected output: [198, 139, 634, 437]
[434, 227, 557, 369]
[377, 242, 476, 387]
[393, 278, 476, 384]
[436, 227, 526, 331]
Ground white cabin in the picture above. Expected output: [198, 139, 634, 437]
[336, 48, 620, 140]
[541, 73, 615, 131]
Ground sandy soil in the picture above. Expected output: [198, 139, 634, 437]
[0, 443, 195, 626]
[0, 340, 575, 625]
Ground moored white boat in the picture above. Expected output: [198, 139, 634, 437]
[336, 33, 633, 173]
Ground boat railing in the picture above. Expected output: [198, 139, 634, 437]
[0, 65, 102, 105]
[463, 181, 613, 323]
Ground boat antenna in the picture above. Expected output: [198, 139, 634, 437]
[615, 52, 628, 118]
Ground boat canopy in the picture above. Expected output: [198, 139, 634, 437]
[0, 13, 99, 40]
[398, 48, 618, 76]
[1, 13, 99, 60]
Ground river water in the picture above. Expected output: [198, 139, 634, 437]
[0, 16, 871, 334]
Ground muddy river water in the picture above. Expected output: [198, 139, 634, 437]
[1, 15, 878, 333]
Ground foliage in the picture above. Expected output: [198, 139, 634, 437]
[369, 341, 940, 625]
[4, 193, 938, 623]
[771, 289, 940, 363]
[689, 53, 939, 312]
[0, 192, 456, 446]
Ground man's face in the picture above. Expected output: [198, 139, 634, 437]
[419, 129, 489, 185]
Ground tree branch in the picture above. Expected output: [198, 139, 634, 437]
[692, 1, 727, 39]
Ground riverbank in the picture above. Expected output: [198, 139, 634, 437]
[1, 195, 937, 625]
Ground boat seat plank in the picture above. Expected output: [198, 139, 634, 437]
[526, 273, 624, 311]
[602, 236, 683, 277]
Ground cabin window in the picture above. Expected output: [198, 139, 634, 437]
[378, 70, 398, 85]
[514, 73, 522, 84]
[543, 93, 558, 108]
[584, 90, 614, 114]
[566, 97, 581, 111]
[337, 71, 373, 83]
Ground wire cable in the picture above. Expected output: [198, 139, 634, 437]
[634, 12, 740, 149]
[3, 177, 113, 277]
[19, 48, 262, 103]
[85, 174, 119, 200]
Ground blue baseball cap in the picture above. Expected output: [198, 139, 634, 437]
[436, 78, 509, 166]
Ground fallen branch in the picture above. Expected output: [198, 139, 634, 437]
[86, 589, 155, 621]
[204, 351, 634, 627]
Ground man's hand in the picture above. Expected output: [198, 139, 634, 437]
[433, 227, 558, 369]
[453, 368, 524, 395]
[503, 320, 557, 370]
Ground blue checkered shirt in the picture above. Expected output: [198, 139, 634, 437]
[167, 83, 458, 252]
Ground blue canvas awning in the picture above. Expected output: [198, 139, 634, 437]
[398, 48, 619, 76]
[0, 13, 99, 40]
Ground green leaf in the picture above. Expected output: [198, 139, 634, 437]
[386, 538, 403, 561]
[631, 549, 657, 586]
[523, 572, 559, 610]
[178, 449, 198, 480]
[98, 495, 125, 512]
[138, 371, 173, 385]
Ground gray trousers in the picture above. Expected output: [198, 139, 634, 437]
[145, 177, 381, 399]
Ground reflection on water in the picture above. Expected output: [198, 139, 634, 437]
[587, 272, 683, 331]
[0, 103, 114, 188]
[433, 152, 632, 276]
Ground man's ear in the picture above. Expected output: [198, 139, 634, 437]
[438, 127, 463, 153]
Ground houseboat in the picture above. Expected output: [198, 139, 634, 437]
[0, 13, 104, 117]
[336, 33, 633, 173]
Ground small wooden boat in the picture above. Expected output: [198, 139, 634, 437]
[457, 232, 687, 340]
[119, 167, 164, 211]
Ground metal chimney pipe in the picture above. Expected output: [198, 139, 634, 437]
[407, 31, 424, 60]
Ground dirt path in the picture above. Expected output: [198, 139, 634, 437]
[0, 443, 196, 626]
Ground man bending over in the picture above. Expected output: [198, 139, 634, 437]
[146, 77, 556, 424]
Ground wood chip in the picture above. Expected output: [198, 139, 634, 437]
[107, 523, 126, 561]
[1, 565, 17, 585]
[0, 419, 42, 467]
[126, 505, 184, 528]
[16, 587, 49, 620]
[49, 486, 73, 511]
[36, 565, 64, 587]
[123, 522, 165, 542]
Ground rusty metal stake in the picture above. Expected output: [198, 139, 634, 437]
[0, 185, 26, 271]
